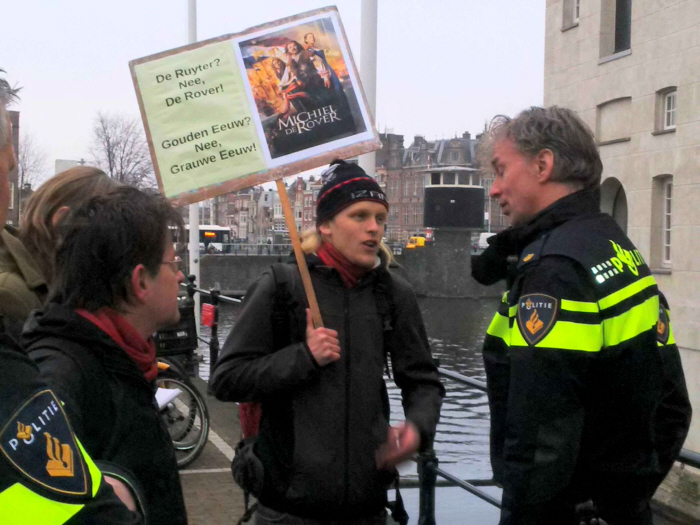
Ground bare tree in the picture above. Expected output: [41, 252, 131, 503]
[89, 112, 155, 188]
[17, 131, 49, 192]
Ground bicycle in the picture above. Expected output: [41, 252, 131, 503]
[156, 359, 210, 468]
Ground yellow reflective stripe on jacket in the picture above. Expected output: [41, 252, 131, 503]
[598, 275, 657, 311]
[561, 299, 599, 313]
[76, 438, 102, 497]
[487, 312, 510, 342]
[602, 295, 659, 347]
[511, 320, 603, 352]
[0, 483, 83, 524]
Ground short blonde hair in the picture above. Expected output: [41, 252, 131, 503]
[300, 228, 394, 268]
[19, 166, 121, 282]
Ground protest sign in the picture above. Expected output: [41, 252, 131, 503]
[130, 7, 380, 205]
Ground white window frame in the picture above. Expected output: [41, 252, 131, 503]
[664, 91, 677, 130]
[573, 0, 580, 24]
[8, 183, 14, 210]
[662, 179, 672, 267]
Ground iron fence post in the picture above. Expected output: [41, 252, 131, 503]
[417, 448, 438, 525]
[186, 274, 196, 307]
[207, 288, 221, 395]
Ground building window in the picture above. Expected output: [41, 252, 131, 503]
[403, 206, 409, 225]
[8, 183, 13, 210]
[403, 181, 409, 197]
[458, 172, 470, 185]
[563, 0, 581, 29]
[443, 173, 456, 185]
[662, 179, 672, 266]
[450, 151, 459, 162]
[664, 91, 677, 130]
[654, 88, 677, 134]
[614, 0, 631, 53]
[431, 173, 441, 185]
[650, 175, 673, 270]
[599, 0, 631, 58]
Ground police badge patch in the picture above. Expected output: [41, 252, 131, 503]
[0, 390, 89, 496]
[656, 305, 670, 345]
[517, 294, 559, 345]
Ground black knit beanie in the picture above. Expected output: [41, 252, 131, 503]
[316, 159, 388, 225]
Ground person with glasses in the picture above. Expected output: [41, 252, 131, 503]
[23, 187, 188, 524]
[0, 74, 142, 524]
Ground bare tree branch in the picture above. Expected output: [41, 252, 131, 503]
[89, 112, 156, 188]
[17, 131, 49, 191]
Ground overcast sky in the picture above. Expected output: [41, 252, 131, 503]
[3, 0, 545, 181]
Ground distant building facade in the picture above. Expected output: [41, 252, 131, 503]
[377, 131, 504, 241]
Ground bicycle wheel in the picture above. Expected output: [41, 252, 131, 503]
[156, 368, 210, 468]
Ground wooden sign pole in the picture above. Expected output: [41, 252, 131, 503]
[276, 179, 324, 328]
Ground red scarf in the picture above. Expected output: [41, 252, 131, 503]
[76, 308, 158, 382]
[317, 242, 369, 288]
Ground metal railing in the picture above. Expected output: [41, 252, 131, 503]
[183, 277, 700, 524]
[212, 243, 293, 256]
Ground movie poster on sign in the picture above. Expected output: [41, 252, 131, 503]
[130, 7, 379, 206]
[236, 14, 368, 164]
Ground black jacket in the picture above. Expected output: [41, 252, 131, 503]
[22, 303, 187, 525]
[211, 256, 444, 520]
[481, 190, 691, 525]
[0, 319, 141, 524]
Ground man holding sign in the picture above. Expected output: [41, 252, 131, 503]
[212, 160, 444, 525]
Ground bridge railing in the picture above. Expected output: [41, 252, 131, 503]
[183, 277, 700, 524]
[215, 243, 292, 256]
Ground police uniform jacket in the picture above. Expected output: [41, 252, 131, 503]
[0, 320, 140, 523]
[211, 255, 444, 520]
[22, 303, 187, 525]
[481, 190, 691, 524]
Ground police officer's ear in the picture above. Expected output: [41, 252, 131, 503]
[534, 149, 555, 184]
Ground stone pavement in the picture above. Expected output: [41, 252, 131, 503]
[179, 377, 246, 525]
[177, 377, 399, 525]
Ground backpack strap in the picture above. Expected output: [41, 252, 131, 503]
[269, 263, 306, 348]
[374, 270, 397, 378]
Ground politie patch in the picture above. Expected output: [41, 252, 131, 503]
[0, 390, 89, 496]
[517, 294, 559, 345]
[657, 305, 670, 345]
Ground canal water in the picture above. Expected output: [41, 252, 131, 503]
[200, 296, 503, 524]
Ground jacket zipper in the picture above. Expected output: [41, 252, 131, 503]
[343, 289, 351, 511]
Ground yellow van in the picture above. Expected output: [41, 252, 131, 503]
[406, 236, 426, 248]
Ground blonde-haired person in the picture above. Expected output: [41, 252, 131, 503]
[0, 165, 119, 327]
[212, 159, 443, 525]
[20, 166, 120, 284]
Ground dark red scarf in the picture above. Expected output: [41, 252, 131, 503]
[317, 242, 369, 288]
[76, 308, 158, 382]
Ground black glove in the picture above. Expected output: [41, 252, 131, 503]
[471, 229, 516, 286]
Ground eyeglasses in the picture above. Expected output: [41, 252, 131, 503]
[161, 256, 182, 273]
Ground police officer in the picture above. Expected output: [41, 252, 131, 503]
[474, 107, 691, 525]
[0, 323, 143, 523]
[0, 76, 141, 524]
